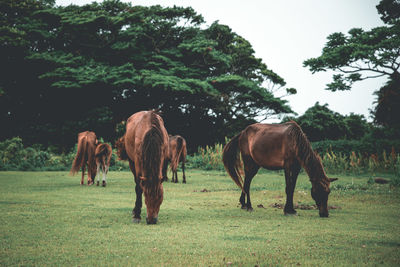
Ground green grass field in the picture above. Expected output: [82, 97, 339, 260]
[1, 170, 399, 266]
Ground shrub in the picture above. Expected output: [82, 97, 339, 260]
[186, 143, 225, 171]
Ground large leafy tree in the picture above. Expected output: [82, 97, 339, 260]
[303, 0, 399, 128]
[0, 0, 295, 151]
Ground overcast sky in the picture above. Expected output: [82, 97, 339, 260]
[56, 0, 385, 121]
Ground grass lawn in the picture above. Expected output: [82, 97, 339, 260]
[0, 170, 399, 266]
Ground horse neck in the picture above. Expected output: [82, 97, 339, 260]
[301, 152, 328, 183]
[289, 124, 328, 183]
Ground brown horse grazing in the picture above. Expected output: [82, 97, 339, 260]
[116, 110, 169, 224]
[167, 135, 187, 183]
[70, 131, 98, 185]
[95, 143, 112, 187]
[223, 121, 338, 217]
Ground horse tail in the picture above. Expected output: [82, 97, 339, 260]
[116, 137, 128, 160]
[95, 143, 112, 166]
[170, 137, 183, 172]
[222, 133, 244, 191]
[142, 117, 164, 186]
[70, 136, 87, 175]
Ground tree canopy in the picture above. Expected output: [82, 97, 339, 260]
[0, 0, 295, 151]
[303, 0, 399, 92]
[282, 102, 370, 142]
[303, 0, 399, 129]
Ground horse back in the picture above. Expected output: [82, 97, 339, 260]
[124, 111, 169, 177]
[241, 123, 294, 169]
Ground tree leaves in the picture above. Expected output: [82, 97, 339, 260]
[1, 0, 294, 150]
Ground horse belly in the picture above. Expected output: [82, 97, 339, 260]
[250, 138, 285, 169]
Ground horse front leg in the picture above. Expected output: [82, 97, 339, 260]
[133, 181, 143, 223]
[129, 160, 142, 223]
[284, 162, 300, 215]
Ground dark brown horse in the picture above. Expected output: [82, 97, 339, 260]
[167, 135, 187, 183]
[116, 110, 169, 224]
[95, 143, 112, 187]
[70, 131, 98, 185]
[223, 121, 337, 217]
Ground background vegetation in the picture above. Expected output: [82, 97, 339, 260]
[1, 0, 295, 152]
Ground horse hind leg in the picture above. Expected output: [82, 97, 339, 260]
[284, 161, 301, 215]
[182, 161, 186, 184]
[102, 160, 107, 187]
[81, 165, 85, 185]
[241, 156, 260, 211]
[96, 163, 101, 186]
[174, 168, 178, 183]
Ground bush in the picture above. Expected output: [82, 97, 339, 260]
[186, 143, 225, 171]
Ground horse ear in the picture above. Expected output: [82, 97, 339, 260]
[329, 178, 338, 182]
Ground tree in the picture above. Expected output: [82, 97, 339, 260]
[282, 102, 370, 142]
[372, 73, 400, 128]
[303, 0, 400, 128]
[0, 0, 295, 151]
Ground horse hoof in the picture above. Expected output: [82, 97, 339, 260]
[96, 181, 99, 186]
[133, 218, 141, 224]
[146, 217, 158, 225]
[102, 181, 106, 187]
[247, 207, 254, 212]
[284, 211, 298, 216]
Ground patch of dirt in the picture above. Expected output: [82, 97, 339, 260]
[200, 188, 210, 192]
[374, 178, 389, 184]
[269, 203, 341, 210]
[257, 204, 266, 208]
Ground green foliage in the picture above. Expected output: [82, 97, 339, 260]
[187, 143, 225, 171]
[0, 137, 131, 172]
[0, 0, 295, 151]
[377, 0, 400, 24]
[303, 21, 399, 91]
[283, 102, 370, 141]
[303, 0, 400, 129]
[372, 74, 400, 128]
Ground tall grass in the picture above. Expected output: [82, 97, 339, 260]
[320, 148, 399, 176]
[186, 140, 400, 183]
[187, 143, 225, 171]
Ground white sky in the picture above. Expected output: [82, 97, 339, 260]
[56, 0, 386, 121]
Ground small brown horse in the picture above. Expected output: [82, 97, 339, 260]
[167, 135, 187, 183]
[70, 131, 98, 185]
[95, 143, 112, 187]
[223, 121, 338, 217]
[116, 110, 169, 224]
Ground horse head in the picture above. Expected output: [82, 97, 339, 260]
[140, 176, 164, 224]
[311, 178, 338, 217]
